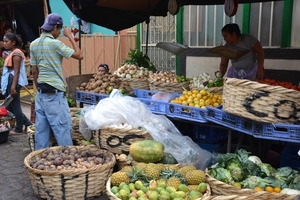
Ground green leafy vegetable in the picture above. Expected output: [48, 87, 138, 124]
[241, 176, 271, 189]
[123, 49, 156, 71]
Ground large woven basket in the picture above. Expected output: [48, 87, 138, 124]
[149, 81, 190, 93]
[93, 126, 152, 155]
[222, 78, 300, 124]
[106, 177, 211, 200]
[122, 78, 150, 90]
[27, 125, 57, 152]
[206, 172, 299, 200]
[24, 146, 116, 200]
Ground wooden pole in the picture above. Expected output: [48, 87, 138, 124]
[43, 0, 49, 17]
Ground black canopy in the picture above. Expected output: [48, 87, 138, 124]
[62, 0, 282, 31]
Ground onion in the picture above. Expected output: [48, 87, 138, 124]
[125, 74, 132, 79]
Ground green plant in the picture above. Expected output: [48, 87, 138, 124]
[123, 49, 156, 71]
[66, 92, 76, 107]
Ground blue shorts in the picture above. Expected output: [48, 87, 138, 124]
[34, 91, 73, 150]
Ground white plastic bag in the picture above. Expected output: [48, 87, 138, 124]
[151, 92, 175, 102]
[79, 105, 94, 140]
[84, 89, 213, 169]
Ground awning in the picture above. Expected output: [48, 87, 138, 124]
[62, 0, 283, 31]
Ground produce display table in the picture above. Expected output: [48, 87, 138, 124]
[73, 88, 291, 159]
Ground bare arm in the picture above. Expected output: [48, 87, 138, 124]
[11, 55, 22, 98]
[31, 65, 39, 89]
[252, 40, 265, 79]
[63, 26, 83, 60]
[219, 57, 229, 77]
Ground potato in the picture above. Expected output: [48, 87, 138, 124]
[94, 88, 100, 93]
[92, 82, 98, 89]
[81, 82, 87, 87]
[110, 77, 116, 83]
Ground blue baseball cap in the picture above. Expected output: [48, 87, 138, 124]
[41, 13, 63, 31]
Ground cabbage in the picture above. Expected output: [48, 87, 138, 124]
[226, 161, 244, 181]
[248, 156, 262, 165]
[280, 188, 300, 195]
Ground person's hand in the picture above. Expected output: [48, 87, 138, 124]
[10, 88, 17, 98]
[257, 67, 264, 80]
[63, 26, 73, 38]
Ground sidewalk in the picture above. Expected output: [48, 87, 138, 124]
[0, 102, 108, 200]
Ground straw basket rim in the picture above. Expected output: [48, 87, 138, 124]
[24, 146, 116, 176]
[224, 77, 300, 96]
[205, 171, 299, 200]
[106, 177, 211, 200]
[222, 77, 300, 124]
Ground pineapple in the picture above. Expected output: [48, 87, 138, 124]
[144, 163, 160, 180]
[120, 166, 133, 173]
[167, 177, 181, 189]
[155, 163, 165, 172]
[165, 165, 180, 171]
[185, 170, 205, 185]
[178, 165, 196, 177]
[111, 171, 129, 186]
[127, 166, 148, 183]
[160, 168, 187, 185]
[133, 162, 147, 171]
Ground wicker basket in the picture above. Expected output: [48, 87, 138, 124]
[222, 78, 300, 124]
[122, 78, 150, 90]
[106, 177, 211, 200]
[0, 112, 16, 128]
[70, 107, 86, 142]
[24, 146, 116, 200]
[93, 127, 152, 154]
[149, 81, 190, 93]
[27, 125, 57, 152]
[206, 172, 299, 200]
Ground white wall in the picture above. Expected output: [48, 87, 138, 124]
[186, 56, 300, 78]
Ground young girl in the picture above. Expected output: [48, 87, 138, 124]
[1, 33, 33, 134]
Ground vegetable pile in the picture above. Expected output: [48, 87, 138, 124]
[170, 89, 222, 108]
[123, 49, 156, 72]
[257, 78, 300, 92]
[148, 71, 190, 83]
[76, 73, 134, 95]
[208, 149, 300, 194]
[190, 72, 224, 90]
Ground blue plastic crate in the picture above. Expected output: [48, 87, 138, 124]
[193, 124, 237, 144]
[138, 98, 168, 115]
[134, 89, 181, 115]
[206, 106, 253, 135]
[76, 91, 108, 105]
[167, 103, 207, 123]
[253, 123, 300, 143]
[280, 144, 300, 170]
[134, 89, 181, 99]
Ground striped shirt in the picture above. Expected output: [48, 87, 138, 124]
[30, 33, 74, 92]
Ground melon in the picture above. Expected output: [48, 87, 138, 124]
[129, 140, 164, 163]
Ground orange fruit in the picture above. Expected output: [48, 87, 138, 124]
[273, 187, 281, 193]
[253, 186, 263, 192]
[265, 186, 274, 193]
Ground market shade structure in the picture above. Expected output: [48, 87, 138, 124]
[62, 0, 283, 31]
